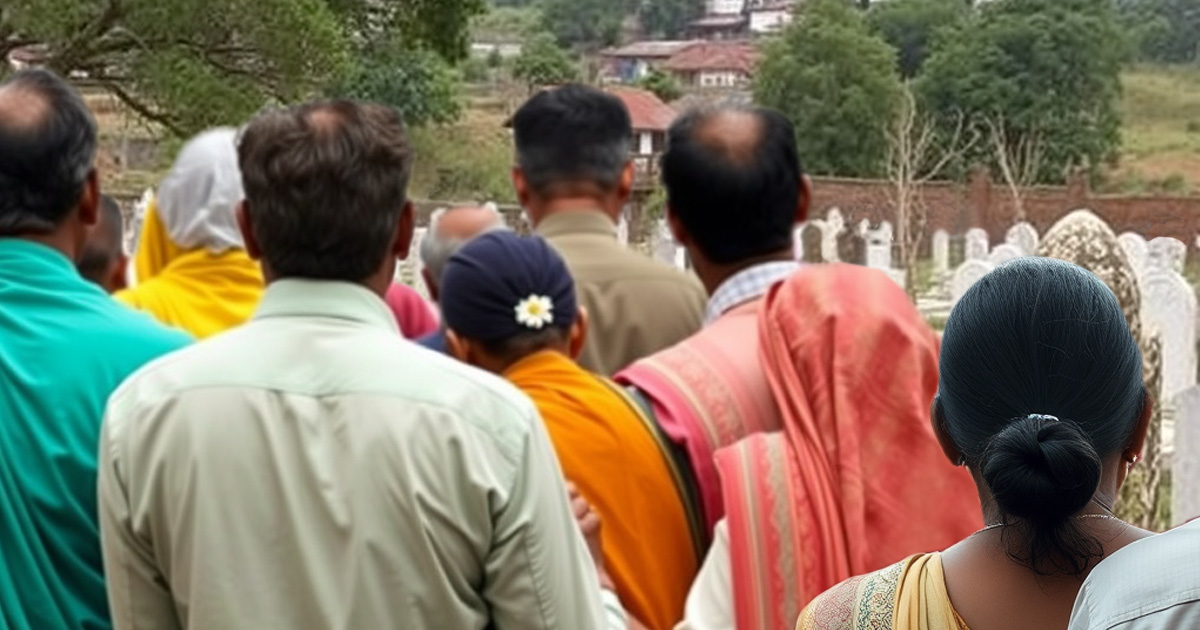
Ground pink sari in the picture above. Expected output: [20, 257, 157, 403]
[718, 265, 982, 630]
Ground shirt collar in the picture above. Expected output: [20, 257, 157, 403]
[705, 260, 800, 324]
[253, 278, 400, 334]
[534, 210, 617, 240]
[0, 237, 77, 273]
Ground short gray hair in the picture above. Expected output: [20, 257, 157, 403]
[420, 203, 508, 286]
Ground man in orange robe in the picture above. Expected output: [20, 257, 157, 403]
[440, 231, 701, 630]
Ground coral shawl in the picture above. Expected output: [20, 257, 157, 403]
[505, 351, 699, 630]
[718, 265, 981, 630]
[116, 203, 263, 339]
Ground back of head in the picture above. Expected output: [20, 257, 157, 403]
[419, 204, 509, 289]
[939, 257, 1145, 574]
[661, 105, 802, 265]
[77, 195, 125, 287]
[238, 100, 412, 282]
[0, 69, 97, 235]
[440, 231, 577, 366]
[512, 84, 632, 196]
[156, 127, 244, 252]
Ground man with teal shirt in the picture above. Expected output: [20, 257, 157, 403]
[0, 69, 190, 629]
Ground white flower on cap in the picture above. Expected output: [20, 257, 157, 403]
[515, 294, 554, 329]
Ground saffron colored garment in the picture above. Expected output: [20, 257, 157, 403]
[796, 554, 970, 630]
[718, 265, 980, 630]
[505, 350, 701, 630]
[117, 202, 263, 339]
[384, 282, 440, 339]
[0, 239, 189, 630]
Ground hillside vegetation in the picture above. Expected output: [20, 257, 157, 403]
[1112, 65, 1200, 194]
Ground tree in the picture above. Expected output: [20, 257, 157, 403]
[330, 48, 462, 128]
[0, 0, 486, 136]
[540, 0, 636, 50]
[917, 0, 1124, 184]
[754, 0, 904, 178]
[1117, 0, 1200, 64]
[639, 0, 705, 39]
[512, 33, 577, 92]
[636, 69, 682, 103]
[983, 114, 1044, 222]
[867, 0, 969, 79]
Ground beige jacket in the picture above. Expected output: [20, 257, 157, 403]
[537, 211, 707, 375]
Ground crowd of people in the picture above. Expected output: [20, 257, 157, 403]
[1, 67, 1197, 630]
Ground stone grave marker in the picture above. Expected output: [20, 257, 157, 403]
[1005, 222, 1039, 256]
[1148, 236, 1186, 274]
[951, 259, 994, 308]
[1118, 232, 1149, 277]
[1142, 268, 1198, 400]
[1174, 386, 1200, 525]
[801, 223, 824, 263]
[932, 230, 950, 277]
[987, 243, 1024, 267]
[965, 228, 989, 261]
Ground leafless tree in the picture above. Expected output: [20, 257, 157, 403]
[984, 114, 1045, 223]
[886, 85, 977, 299]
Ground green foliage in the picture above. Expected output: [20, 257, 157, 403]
[639, 0, 706, 39]
[540, 0, 636, 50]
[0, 0, 486, 136]
[1117, 0, 1200, 64]
[408, 119, 515, 201]
[636, 69, 683, 103]
[754, 0, 904, 177]
[867, 0, 969, 78]
[330, 48, 462, 128]
[917, 0, 1125, 184]
[512, 33, 578, 89]
[472, 5, 542, 42]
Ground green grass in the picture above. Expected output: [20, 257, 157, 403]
[1114, 65, 1200, 193]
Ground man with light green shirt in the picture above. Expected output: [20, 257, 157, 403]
[0, 69, 191, 630]
[98, 100, 612, 630]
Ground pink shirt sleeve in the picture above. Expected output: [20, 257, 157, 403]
[384, 283, 441, 339]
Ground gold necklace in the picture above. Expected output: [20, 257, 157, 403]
[974, 514, 1124, 536]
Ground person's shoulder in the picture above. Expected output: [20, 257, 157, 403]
[82, 290, 192, 354]
[797, 558, 910, 630]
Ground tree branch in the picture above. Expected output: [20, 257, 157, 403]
[99, 79, 184, 137]
[49, 0, 124, 74]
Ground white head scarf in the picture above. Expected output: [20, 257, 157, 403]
[155, 127, 244, 252]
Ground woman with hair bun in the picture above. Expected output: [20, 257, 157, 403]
[797, 257, 1155, 630]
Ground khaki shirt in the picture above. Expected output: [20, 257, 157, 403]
[537, 211, 707, 375]
[99, 279, 607, 630]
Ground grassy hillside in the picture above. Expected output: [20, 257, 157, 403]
[1112, 65, 1200, 194]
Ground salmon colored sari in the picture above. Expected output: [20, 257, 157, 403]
[717, 265, 982, 630]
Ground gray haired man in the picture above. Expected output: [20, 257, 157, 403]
[417, 203, 508, 352]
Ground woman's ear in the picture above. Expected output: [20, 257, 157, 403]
[568, 307, 589, 360]
[931, 396, 965, 467]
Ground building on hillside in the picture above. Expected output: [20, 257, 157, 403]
[688, 14, 749, 40]
[661, 42, 759, 90]
[598, 40, 701, 84]
[748, 1, 797, 34]
[607, 87, 678, 188]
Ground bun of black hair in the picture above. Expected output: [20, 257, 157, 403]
[980, 415, 1102, 526]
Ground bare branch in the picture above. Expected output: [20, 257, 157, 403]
[99, 78, 184, 137]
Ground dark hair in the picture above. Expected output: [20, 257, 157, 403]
[512, 84, 632, 194]
[938, 257, 1145, 575]
[0, 69, 98, 235]
[77, 195, 124, 280]
[480, 328, 568, 366]
[661, 105, 803, 265]
[238, 100, 412, 281]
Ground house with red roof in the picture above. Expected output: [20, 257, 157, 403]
[607, 87, 678, 187]
[661, 41, 759, 90]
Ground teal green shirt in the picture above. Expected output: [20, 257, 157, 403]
[0, 239, 190, 630]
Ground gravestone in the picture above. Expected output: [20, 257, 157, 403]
[1005, 222, 1039, 256]
[793, 225, 806, 261]
[856, 218, 870, 237]
[1148, 237, 1187, 274]
[838, 231, 866, 266]
[965, 228, 989, 261]
[801, 223, 824, 264]
[1142, 269, 1198, 401]
[865, 224, 891, 270]
[951, 259, 995, 308]
[1118, 232, 1149, 277]
[652, 220, 677, 265]
[932, 230, 950, 277]
[826, 208, 845, 235]
[1174, 386, 1200, 525]
[674, 248, 688, 270]
[396, 227, 430, 298]
[987, 244, 1024, 267]
[877, 221, 894, 244]
[820, 222, 841, 263]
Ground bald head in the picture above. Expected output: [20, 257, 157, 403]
[77, 195, 127, 292]
[661, 104, 805, 266]
[0, 69, 98, 236]
[419, 204, 509, 300]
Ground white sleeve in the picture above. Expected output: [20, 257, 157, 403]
[675, 519, 734, 630]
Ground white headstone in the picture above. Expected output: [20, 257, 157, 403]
[932, 230, 950, 276]
[865, 224, 891, 270]
[1005, 222, 1039, 256]
[1174, 386, 1200, 525]
[988, 243, 1024, 267]
[951, 259, 995, 307]
[826, 208, 845, 235]
[1148, 237, 1187, 274]
[674, 247, 688, 270]
[856, 218, 870, 237]
[878, 221, 894, 244]
[653, 220, 676, 264]
[616, 213, 629, 246]
[965, 228, 989, 261]
[820, 221, 841, 263]
[793, 224, 806, 261]
[1143, 269, 1198, 400]
[1118, 232, 1149, 277]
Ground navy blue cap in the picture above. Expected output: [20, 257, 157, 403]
[440, 231, 577, 342]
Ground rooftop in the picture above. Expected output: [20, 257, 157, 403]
[608, 87, 678, 132]
[690, 14, 749, 28]
[662, 42, 759, 74]
[600, 40, 702, 59]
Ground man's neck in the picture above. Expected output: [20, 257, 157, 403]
[529, 197, 618, 227]
[693, 250, 795, 296]
[15, 230, 79, 263]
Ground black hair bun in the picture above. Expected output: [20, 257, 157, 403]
[980, 415, 1102, 524]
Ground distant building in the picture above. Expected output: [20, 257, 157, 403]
[599, 40, 702, 83]
[689, 0, 799, 39]
[661, 42, 759, 90]
[688, 14, 749, 40]
[607, 87, 678, 188]
[748, 1, 796, 34]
